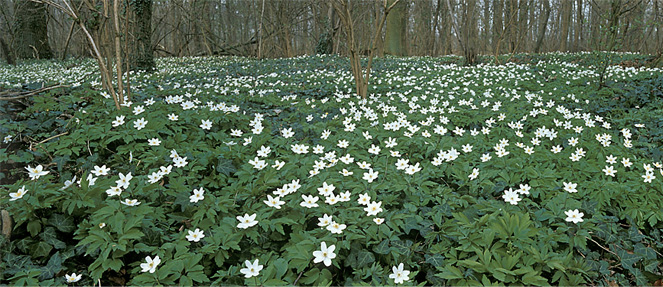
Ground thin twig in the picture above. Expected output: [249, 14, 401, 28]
[0, 84, 69, 101]
[586, 236, 620, 259]
[38, 132, 69, 144]
[293, 270, 305, 285]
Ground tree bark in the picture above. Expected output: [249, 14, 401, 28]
[14, 1, 53, 59]
[560, 0, 572, 51]
[492, 0, 503, 54]
[384, 0, 407, 56]
[575, 0, 584, 51]
[534, 0, 550, 53]
[132, 0, 155, 71]
[0, 36, 15, 65]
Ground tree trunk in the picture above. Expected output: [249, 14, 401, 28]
[0, 36, 15, 65]
[575, 0, 584, 51]
[132, 0, 155, 71]
[534, 0, 550, 53]
[384, 0, 407, 56]
[493, 0, 503, 54]
[560, 0, 572, 51]
[14, 1, 53, 59]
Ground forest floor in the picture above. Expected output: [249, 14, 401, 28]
[0, 52, 662, 285]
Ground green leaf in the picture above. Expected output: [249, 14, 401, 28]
[437, 265, 464, 280]
[391, 239, 413, 257]
[216, 156, 236, 176]
[522, 272, 548, 286]
[31, 242, 53, 258]
[39, 251, 63, 280]
[425, 254, 445, 268]
[633, 243, 657, 260]
[355, 251, 375, 268]
[373, 239, 390, 255]
[27, 220, 41, 237]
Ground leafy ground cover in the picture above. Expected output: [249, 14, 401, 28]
[0, 52, 662, 286]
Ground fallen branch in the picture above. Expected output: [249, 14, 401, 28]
[1, 210, 10, 240]
[38, 132, 69, 144]
[0, 84, 69, 101]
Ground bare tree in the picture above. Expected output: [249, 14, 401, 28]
[332, 0, 400, 98]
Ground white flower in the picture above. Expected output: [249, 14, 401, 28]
[502, 188, 521, 205]
[65, 273, 82, 283]
[364, 201, 383, 216]
[368, 144, 381, 155]
[362, 168, 379, 183]
[116, 172, 133, 189]
[516, 184, 531, 195]
[603, 165, 616, 177]
[257, 145, 271, 157]
[240, 259, 263, 278]
[9, 186, 27, 201]
[563, 182, 578, 193]
[133, 118, 148, 130]
[340, 169, 353, 176]
[395, 159, 409, 170]
[272, 160, 285, 170]
[300, 195, 319, 208]
[25, 165, 49, 180]
[358, 193, 371, 205]
[264, 195, 285, 209]
[190, 187, 205, 203]
[62, 176, 77, 190]
[140, 255, 161, 273]
[133, 105, 145, 115]
[389, 263, 411, 284]
[121, 199, 140, 206]
[318, 214, 333, 227]
[200, 119, 213, 130]
[112, 115, 125, 127]
[317, 182, 336, 197]
[3, 135, 13, 143]
[186, 228, 205, 242]
[173, 156, 188, 168]
[373, 218, 384, 225]
[92, 165, 110, 176]
[468, 168, 479, 180]
[236, 213, 258, 229]
[564, 209, 584, 224]
[404, 163, 421, 175]
[281, 128, 294, 138]
[148, 138, 161, 146]
[312, 242, 336, 267]
[248, 157, 267, 170]
[105, 186, 122, 197]
[642, 171, 655, 183]
[326, 221, 346, 234]
[168, 113, 179, 121]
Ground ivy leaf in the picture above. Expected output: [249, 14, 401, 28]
[355, 251, 375, 268]
[216, 156, 236, 176]
[633, 243, 657, 260]
[391, 240, 413, 257]
[425, 254, 445, 268]
[39, 251, 63, 280]
[48, 214, 76, 233]
[373, 239, 390, 255]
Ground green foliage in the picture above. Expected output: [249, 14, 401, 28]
[1, 52, 662, 285]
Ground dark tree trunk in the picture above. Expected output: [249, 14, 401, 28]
[492, 0, 503, 54]
[132, 0, 155, 71]
[0, 36, 15, 65]
[14, 1, 52, 59]
[534, 0, 550, 53]
[384, 0, 408, 56]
